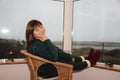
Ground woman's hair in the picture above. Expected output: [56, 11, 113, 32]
[25, 19, 42, 48]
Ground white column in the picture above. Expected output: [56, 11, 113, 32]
[63, 0, 73, 53]
[53, 0, 79, 53]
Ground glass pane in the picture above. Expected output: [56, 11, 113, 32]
[0, 0, 63, 59]
[102, 43, 120, 65]
[72, 0, 120, 65]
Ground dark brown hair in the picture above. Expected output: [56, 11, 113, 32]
[25, 19, 42, 47]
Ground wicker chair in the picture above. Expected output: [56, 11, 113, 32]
[20, 50, 73, 80]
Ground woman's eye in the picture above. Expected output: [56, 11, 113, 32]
[35, 30, 39, 32]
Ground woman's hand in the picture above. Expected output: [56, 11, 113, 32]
[33, 25, 48, 41]
[40, 35, 48, 41]
[72, 57, 75, 62]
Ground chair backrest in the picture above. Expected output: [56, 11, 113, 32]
[20, 50, 73, 80]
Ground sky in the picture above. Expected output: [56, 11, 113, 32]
[0, 0, 120, 42]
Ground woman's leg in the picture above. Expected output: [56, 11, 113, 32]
[72, 55, 84, 62]
[73, 48, 94, 62]
[85, 48, 94, 60]
[72, 49, 101, 67]
[62, 61, 90, 70]
[88, 50, 101, 66]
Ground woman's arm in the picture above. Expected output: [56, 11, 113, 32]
[43, 39, 58, 61]
[37, 35, 73, 62]
[27, 40, 58, 62]
[43, 39, 74, 62]
[55, 47, 73, 62]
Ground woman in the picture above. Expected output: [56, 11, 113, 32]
[25, 19, 101, 78]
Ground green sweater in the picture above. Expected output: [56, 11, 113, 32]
[27, 39, 73, 78]
[27, 39, 73, 62]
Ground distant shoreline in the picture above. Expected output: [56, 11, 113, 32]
[53, 41, 120, 46]
[53, 41, 120, 50]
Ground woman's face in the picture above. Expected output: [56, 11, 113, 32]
[33, 25, 45, 39]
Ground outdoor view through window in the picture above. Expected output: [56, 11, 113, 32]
[0, 0, 120, 66]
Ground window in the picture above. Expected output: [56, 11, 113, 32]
[0, 0, 63, 59]
[72, 0, 120, 65]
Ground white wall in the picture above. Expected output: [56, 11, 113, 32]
[0, 64, 30, 80]
[73, 67, 120, 80]
[0, 64, 120, 80]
